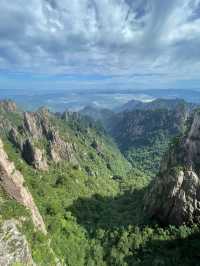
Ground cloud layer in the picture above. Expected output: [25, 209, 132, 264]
[0, 0, 200, 88]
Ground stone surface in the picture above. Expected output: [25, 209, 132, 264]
[22, 139, 48, 171]
[49, 130, 76, 163]
[0, 100, 17, 113]
[0, 219, 35, 266]
[23, 111, 48, 138]
[7, 109, 78, 170]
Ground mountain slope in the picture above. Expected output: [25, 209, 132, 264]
[1, 100, 200, 266]
[80, 105, 114, 130]
[0, 100, 145, 265]
[109, 103, 189, 174]
[80, 99, 195, 175]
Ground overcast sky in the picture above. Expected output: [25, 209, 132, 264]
[0, 0, 200, 91]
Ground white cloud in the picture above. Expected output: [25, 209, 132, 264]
[0, 0, 200, 86]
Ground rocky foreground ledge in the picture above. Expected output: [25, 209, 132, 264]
[0, 220, 35, 266]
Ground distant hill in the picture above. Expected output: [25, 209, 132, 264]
[118, 98, 198, 112]
[2, 88, 200, 112]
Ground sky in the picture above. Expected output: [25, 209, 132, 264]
[0, 0, 200, 91]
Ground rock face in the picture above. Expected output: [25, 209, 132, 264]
[0, 138, 47, 234]
[145, 111, 200, 226]
[22, 139, 48, 171]
[23, 110, 49, 138]
[48, 130, 76, 163]
[0, 100, 17, 112]
[8, 110, 77, 170]
[0, 101, 21, 135]
[0, 220, 35, 266]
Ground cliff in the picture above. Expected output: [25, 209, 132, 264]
[0, 138, 47, 234]
[145, 111, 200, 225]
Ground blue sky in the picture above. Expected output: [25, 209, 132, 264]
[0, 0, 200, 91]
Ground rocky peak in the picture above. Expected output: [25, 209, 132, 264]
[0, 100, 17, 113]
[8, 109, 77, 170]
[62, 110, 74, 121]
[145, 110, 200, 226]
[23, 111, 50, 138]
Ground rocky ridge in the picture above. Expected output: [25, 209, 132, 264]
[145, 110, 200, 225]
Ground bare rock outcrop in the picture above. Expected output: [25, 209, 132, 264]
[0, 100, 17, 113]
[48, 130, 76, 163]
[9, 129, 48, 171]
[8, 109, 77, 170]
[22, 139, 48, 171]
[0, 105, 20, 134]
[23, 111, 50, 138]
[23, 111, 77, 164]
[0, 138, 47, 234]
[145, 111, 200, 226]
[0, 219, 35, 266]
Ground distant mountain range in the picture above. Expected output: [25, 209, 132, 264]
[80, 98, 198, 174]
[117, 98, 198, 112]
[1, 88, 200, 111]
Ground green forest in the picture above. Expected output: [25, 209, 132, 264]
[0, 102, 200, 266]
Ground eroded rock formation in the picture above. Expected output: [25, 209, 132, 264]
[8, 110, 77, 170]
[0, 100, 17, 113]
[0, 138, 47, 234]
[145, 111, 200, 225]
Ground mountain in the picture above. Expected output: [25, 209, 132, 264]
[145, 109, 200, 225]
[80, 105, 114, 129]
[0, 100, 148, 265]
[2, 88, 200, 112]
[110, 100, 195, 174]
[118, 98, 198, 112]
[0, 100, 136, 265]
[117, 99, 142, 112]
[1, 100, 200, 265]
[80, 99, 196, 175]
[134, 89, 200, 103]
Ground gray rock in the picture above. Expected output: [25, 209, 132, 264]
[49, 130, 77, 163]
[22, 139, 48, 171]
[0, 100, 17, 113]
[0, 138, 47, 234]
[145, 111, 200, 225]
[0, 219, 35, 266]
